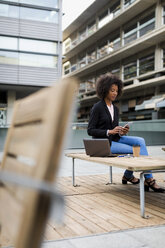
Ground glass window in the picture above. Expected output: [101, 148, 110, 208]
[139, 12, 155, 37]
[63, 62, 70, 75]
[124, 23, 137, 45]
[0, 4, 19, 18]
[88, 21, 96, 36]
[20, 0, 59, 8]
[124, 0, 136, 8]
[19, 39, 57, 54]
[0, 51, 18, 65]
[87, 49, 96, 64]
[111, 36, 120, 50]
[98, 9, 113, 29]
[78, 54, 86, 68]
[71, 64, 77, 72]
[79, 28, 86, 41]
[111, 68, 120, 77]
[0, 36, 18, 50]
[123, 61, 137, 79]
[163, 6, 165, 24]
[20, 7, 58, 23]
[110, 0, 120, 16]
[19, 53, 58, 68]
[139, 54, 154, 75]
[98, 41, 108, 58]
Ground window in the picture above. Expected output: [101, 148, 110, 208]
[110, 0, 120, 16]
[123, 61, 137, 79]
[0, 36, 18, 50]
[20, 7, 58, 23]
[87, 49, 96, 64]
[78, 54, 86, 68]
[163, 6, 165, 24]
[20, 39, 57, 54]
[111, 68, 120, 77]
[20, 0, 59, 8]
[4, 0, 59, 8]
[88, 21, 96, 36]
[124, 24, 137, 45]
[0, 51, 18, 65]
[0, 4, 19, 18]
[98, 9, 112, 29]
[64, 39, 71, 53]
[98, 41, 108, 58]
[79, 28, 86, 41]
[139, 12, 155, 37]
[71, 64, 77, 72]
[112, 35, 120, 50]
[63, 62, 70, 75]
[19, 53, 58, 68]
[124, 0, 136, 8]
[139, 54, 154, 75]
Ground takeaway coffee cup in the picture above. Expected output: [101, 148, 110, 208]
[133, 145, 140, 157]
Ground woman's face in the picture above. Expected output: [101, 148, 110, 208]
[107, 84, 118, 102]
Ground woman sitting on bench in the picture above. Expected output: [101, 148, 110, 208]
[88, 73, 164, 193]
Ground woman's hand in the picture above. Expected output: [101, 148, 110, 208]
[108, 126, 123, 135]
[119, 126, 129, 136]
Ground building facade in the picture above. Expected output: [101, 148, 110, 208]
[0, 0, 62, 126]
[63, 0, 165, 122]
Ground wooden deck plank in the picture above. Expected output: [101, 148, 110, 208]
[2, 173, 165, 247]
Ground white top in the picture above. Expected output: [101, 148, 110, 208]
[107, 104, 114, 121]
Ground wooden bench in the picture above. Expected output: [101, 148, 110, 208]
[66, 153, 165, 218]
[0, 78, 77, 248]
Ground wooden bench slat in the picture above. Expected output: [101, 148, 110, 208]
[66, 153, 165, 171]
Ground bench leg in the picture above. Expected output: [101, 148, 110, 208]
[72, 158, 79, 187]
[140, 172, 149, 218]
[106, 166, 113, 185]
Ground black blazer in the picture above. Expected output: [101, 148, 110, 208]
[87, 99, 120, 145]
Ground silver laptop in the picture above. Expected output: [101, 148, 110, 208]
[83, 139, 117, 157]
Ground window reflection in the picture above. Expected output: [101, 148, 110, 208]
[20, 39, 57, 54]
[3, 0, 58, 8]
[123, 61, 137, 79]
[20, 0, 58, 8]
[20, 7, 58, 23]
[0, 4, 19, 18]
[139, 54, 154, 75]
[0, 51, 58, 68]
[19, 53, 58, 68]
[0, 51, 18, 65]
[0, 36, 18, 50]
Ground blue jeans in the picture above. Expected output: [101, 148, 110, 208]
[111, 136, 152, 179]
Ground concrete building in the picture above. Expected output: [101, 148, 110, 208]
[0, 0, 62, 126]
[62, 0, 165, 122]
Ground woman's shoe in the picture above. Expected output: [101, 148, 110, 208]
[144, 179, 165, 193]
[122, 175, 140, 185]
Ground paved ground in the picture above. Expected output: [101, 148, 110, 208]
[42, 225, 165, 248]
[1, 146, 165, 248]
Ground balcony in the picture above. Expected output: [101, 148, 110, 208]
[63, 26, 165, 78]
[63, 0, 157, 63]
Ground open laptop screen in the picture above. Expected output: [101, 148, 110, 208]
[83, 139, 116, 157]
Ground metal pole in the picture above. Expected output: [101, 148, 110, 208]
[140, 172, 145, 218]
[72, 158, 75, 186]
[109, 166, 112, 184]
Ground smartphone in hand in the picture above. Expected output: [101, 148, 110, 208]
[123, 121, 133, 128]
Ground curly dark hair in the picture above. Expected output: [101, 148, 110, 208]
[96, 73, 123, 99]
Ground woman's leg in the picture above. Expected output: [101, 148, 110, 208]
[111, 136, 152, 179]
[111, 140, 134, 179]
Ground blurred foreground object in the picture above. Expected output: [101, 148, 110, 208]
[0, 77, 78, 248]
